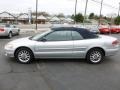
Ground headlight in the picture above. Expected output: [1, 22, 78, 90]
[5, 44, 15, 49]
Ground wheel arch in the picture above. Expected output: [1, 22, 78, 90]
[86, 47, 105, 57]
[14, 46, 34, 57]
[9, 30, 12, 34]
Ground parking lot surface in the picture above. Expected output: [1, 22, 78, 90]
[0, 32, 120, 90]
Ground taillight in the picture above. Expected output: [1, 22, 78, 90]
[0, 28, 4, 32]
[112, 40, 119, 45]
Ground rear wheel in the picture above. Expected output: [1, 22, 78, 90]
[15, 48, 34, 64]
[86, 48, 104, 64]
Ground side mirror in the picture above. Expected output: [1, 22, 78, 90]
[40, 37, 47, 42]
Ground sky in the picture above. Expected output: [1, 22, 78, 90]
[0, 0, 119, 16]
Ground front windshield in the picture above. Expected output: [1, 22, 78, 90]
[29, 30, 51, 41]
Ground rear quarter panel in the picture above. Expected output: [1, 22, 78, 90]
[73, 37, 106, 58]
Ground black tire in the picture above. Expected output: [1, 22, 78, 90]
[86, 48, 104, 64]
[17, 30, 20, 35]
[15, 48, 34, 64]
[8, 32, 12, 38]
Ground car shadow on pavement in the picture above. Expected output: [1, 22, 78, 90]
[7, 57, 114, 65]
[0, 36, 9, 39]
[0, 34, 22, 39]
[36, 58, 88, 64]
[8, 57, 86, 64]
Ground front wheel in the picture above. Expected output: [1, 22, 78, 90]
[17, 30, 20, 35]
[86, 48, 104, 64]
[8, 32, 12, 38]
[15, 48, 34, 64]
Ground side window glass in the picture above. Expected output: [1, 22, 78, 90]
[44, 31, 72, 41]
[13, 26, 16, 28]
[5, 24, 10, 27]
[72, 31, 83, 40]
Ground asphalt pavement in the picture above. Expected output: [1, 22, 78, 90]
[0, 32, 120, 90]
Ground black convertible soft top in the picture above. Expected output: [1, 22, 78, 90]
[52, 27, 98, 39]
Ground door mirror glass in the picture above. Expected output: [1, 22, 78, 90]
[40, 37, 47, 42]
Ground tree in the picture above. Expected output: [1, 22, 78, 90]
[89, 13, 94, 19]
[72, 13, 84, 23]
[71, 14, 75, 20]
[94, 15, 99, 20]
[75, 13, 84, 23]
[32, 12, 50, 17]
[115, 16, 120, 25]
[57, 13, 65, 18]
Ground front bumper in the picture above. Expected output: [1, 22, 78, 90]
[4, 49, 14, 57]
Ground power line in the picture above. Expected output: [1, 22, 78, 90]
[91, 0, 118, 10]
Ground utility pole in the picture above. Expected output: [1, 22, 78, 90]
[99, 0, 103, 25]
[74, 0, 77, 24]
[118, 2, 120, 16]
[28, 8, 32, 24]
[35, 0, 38, 30]
[83, 0, 88, 25]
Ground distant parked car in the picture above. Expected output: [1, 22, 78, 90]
[110, 28, 119, 33]
[0, 24, 20, 38]
[88, 26, 100, 34]
[110, 26, 120, 34]
[99, 28, 110, 34]
[99, 25, 110, 34]
[4, 27, 119, 64]
[73, 25, 99, 34]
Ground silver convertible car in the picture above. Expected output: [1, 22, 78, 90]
[4, 27, 119, 64]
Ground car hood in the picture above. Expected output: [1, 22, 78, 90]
[9, 37, 30, 43]
[8, 37, 36, 46]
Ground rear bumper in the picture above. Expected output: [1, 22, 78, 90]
[0, 32, 8, 36]
[105, 48, 119, 56]
[110, 29, 119, 33]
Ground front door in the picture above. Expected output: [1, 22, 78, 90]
[72, 31, 88, 58]
[34, 30, 74, 58]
